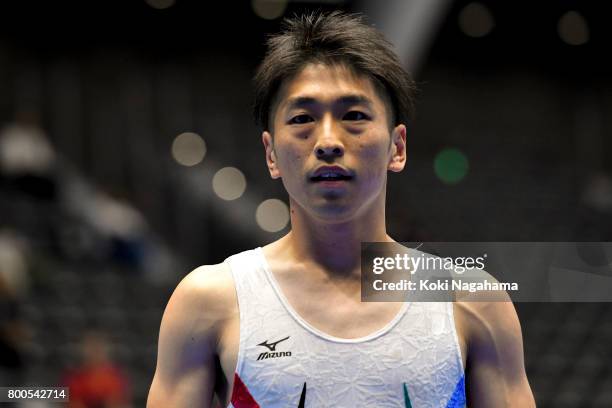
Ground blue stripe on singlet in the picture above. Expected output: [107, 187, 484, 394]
[445, 375, 466, 408]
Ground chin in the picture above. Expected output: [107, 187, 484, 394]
[309, 202, 360, 223]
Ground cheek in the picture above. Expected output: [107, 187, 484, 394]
[353, 138, 392, 189]
[276, 143, 307, 174]
[359, 138, 391, 170]
[361, 142, 388, 159]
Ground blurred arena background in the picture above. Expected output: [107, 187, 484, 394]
[1, 0, 611, 406]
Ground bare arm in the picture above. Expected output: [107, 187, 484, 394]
[458, 299, 536, 407]
[147, 265, 231, 408]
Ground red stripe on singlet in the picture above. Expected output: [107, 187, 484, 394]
[230, 373, 260, 408]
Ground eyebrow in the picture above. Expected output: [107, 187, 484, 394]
[285, 94, 374, 110]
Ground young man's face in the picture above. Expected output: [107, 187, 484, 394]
[262, 63, 407, 222]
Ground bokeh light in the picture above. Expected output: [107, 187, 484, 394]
[458, 2, 495, 38]
[212, 167, 247, 201]
[434, 148, 469, 185]
[171, 132, 206, 167]
[558, 11, 589, 46]
[251, 0, 288, 20]
[145, 0, 175, 10]
[256, 199, 289, 232]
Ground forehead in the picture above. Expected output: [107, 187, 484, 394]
[274, 63, 388, 113]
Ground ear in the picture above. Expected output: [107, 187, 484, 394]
[262, 131, 281, 179]
[388, 124, 407, 172]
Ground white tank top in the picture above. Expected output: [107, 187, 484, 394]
[225, 248, 466, 408]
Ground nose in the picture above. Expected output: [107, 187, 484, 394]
[315, 144, 343, 159]
[314, 118, 344, 159]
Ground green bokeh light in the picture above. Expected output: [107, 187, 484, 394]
[434, 148, 469, 184]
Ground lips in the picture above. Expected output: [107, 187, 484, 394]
[309, 166, 353, 182]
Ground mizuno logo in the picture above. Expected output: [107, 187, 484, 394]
[257, 336, 289, 351]
[256, 336, 292, 360]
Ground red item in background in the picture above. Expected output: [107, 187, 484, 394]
[62, 362, 130, 408]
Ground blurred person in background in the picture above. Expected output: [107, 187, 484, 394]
[61, 330, 131, 408]
[148, 11, 534, 407]
[0, 110, 58, 202]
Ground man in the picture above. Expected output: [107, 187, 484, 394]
[147, 11, 535, 407]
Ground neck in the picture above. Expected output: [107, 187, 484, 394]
[280, 194, 393, 276]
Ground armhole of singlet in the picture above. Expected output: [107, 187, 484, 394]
[447, 301, 466, 373]
[226, 258, 246, 381]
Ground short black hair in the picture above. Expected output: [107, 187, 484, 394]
[253, 10, 417, 131]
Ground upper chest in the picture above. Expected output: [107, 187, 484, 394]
[276, 270, 407, 338]
[217, 266, 470, 407]
[219, 282, 467, 408]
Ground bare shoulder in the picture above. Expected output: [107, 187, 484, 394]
[175, 262, 237, 316]
[453, 291, 519, 340]
[453, 290, 523, 365]
[163, 262, 237, 334]
[452, 292, 535, 407]
[180, 262, 235, 294]
[147, 262, 237, 408]
[450, 267, 520, 345]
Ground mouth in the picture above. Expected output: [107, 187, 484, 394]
[309, 166, 354, 184]
[310, 173, 353, 182]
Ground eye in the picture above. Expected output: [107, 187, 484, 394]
[343, 111, 370, 121]
[288, 114, 314, 125]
